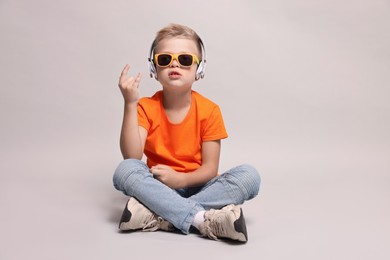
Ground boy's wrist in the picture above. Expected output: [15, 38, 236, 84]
[124, 101, 138, 108]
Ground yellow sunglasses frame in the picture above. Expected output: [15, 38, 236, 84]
[154, 53, 200, 67]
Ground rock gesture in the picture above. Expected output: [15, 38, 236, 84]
[118, 64, 142, 104]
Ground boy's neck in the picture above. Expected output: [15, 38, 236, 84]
[162, 89, 192, 110]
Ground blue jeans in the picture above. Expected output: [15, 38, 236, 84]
[113, 159, 261, 234]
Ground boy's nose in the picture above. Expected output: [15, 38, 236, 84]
[170, 58, 180, 67]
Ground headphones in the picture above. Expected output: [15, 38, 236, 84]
[148, 37, 207, 80]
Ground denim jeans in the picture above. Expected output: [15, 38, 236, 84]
[113, 159, 261, 234]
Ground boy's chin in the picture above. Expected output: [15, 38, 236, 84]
[161, 83, 193, 92]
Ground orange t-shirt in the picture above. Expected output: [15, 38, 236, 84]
[138, 90, 228, 173]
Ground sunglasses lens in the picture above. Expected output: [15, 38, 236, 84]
[157, 54, 172, 66]
[178, 54, 194, 66]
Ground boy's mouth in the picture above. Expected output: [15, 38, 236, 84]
[168, 71, 182, 78]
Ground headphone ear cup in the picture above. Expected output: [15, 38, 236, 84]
[195, 61, 206, 80]
[149, 40, 158, 79]
[149, 58, 157, 79]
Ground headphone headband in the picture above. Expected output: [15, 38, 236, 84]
[148, 38, 207, 80]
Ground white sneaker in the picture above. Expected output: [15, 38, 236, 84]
[119, 197, 174, 232]
[199, 204, 248, 242]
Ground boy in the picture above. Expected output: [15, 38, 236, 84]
[113, 23, 260, 242]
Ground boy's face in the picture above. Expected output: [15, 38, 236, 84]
[154, 37, 200, 90]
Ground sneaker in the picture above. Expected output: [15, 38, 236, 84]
[199, 204, 248, 242]
[119, 197, 174, 232]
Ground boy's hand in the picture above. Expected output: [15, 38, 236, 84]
[151, 165, 185, 189]
[118, 64, 142, 104]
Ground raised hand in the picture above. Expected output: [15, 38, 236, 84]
[118, 64, 142, 104]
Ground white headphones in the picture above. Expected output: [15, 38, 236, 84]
[148, 38, 207, 80]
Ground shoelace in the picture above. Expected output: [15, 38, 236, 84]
[142, 215, 166, 232]
[203, 215, 226, 240]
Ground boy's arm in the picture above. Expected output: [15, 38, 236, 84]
[151, 140, 221, 189]
[118, 64, 146, 159]
[185, 140, 221, 186]
[119, 103, 147, 159]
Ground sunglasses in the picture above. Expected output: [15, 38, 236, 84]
[154, 53, 200, 67]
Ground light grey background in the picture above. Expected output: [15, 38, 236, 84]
[1, 0, 389, 259]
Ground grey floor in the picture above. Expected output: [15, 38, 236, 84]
[1, 1, 389, 259]
[2, 136, 389, 259]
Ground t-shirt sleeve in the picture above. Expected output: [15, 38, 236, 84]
[202, 105, 228, 141]
[137, 101, 150, 131]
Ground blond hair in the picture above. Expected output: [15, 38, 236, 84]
[153, 23, 203, 58]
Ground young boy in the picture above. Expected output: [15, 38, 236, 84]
[113, 23, 260, 243]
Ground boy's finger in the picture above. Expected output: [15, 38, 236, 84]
[155, 164, 170, 170]
[120, 64, 130, 77]
[150, 168, 161, 176]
